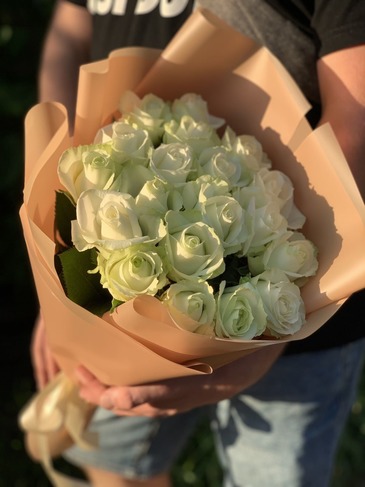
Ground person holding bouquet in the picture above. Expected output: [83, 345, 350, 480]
[31, 1, 365, 486]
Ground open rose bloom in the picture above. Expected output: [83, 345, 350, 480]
[19, 8, 365, 472]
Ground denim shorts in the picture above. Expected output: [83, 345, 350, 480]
[64, 339, 365, 487]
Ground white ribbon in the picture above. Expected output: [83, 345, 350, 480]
[18, 372, 97, 487]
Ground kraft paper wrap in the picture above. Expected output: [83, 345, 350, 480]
[18, 8, 365, 485]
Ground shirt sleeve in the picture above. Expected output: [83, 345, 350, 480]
[312, 0, 365, 56]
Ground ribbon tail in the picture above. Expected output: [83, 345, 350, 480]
[18, 372, 97, 486]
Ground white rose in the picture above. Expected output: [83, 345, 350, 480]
[93, 123, 113, 144]
[251, 270, 306, 336]
[259, 168, 306, 229]
[119, 91, 171, 120]
[222, 127, 271, 170]
[197, 146, 251, 188]
[232, 173, 270, 209]
[163, 280, 216, 335]
[200, 195, 251, 255]
[116, 162, 154, 198]
[71, 189, 164, 253]
[119, 92, 172, 145]
[164, 210, 225, 282]
[171, 93, 225, 129]
[58, 144, 122, 202]
[215, 281, 267, 340]
[233, 184, 287, 253]
[97, 244, 168, 302]
[249, 202, 288, 250]
[149, 143, 195, 184]
[163, 115, 221, 155]
[248, 232, 319, 281]
[135, 177, 183, 217]
[111, 122, 152, 165]
[180, 175, 230, 211]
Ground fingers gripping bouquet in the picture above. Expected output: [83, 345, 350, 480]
[57, 91, 318, 341]
[19, 8, 365, 483]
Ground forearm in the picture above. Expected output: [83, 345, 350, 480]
[39, 33, 83, 123]
[75, 342, 287, 416]
[38, 0, 91, 127]
[212, 342, 287, 395]
[32, 1, 92, 388]
[318, 113, 365, 199]
[317, 45, 365, 199]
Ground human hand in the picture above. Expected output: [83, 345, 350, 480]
[30, 312, 60, 390]
[75, 343, 286, 417]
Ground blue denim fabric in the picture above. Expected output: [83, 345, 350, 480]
[63, 402, 203, 478]
[64, 340, 365, 486]
[211, 339, 365, 486]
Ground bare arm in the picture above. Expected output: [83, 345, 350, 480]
[32, 1, 92, 389]
[75, 343, 286, 417]
[317, 44, 365, 198]
[39, 0, 92, 128]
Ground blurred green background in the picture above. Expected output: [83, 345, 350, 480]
[1, 1, 365, 486]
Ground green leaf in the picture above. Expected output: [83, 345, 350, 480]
[55, 247, 111, 317]
[54, 190, 76, 248]
[110, 298, 123, 313]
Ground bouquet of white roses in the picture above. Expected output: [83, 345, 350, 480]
[18, 10, 365, 484]
[19, 5, 365, 387]
[55, 91, 318, 342]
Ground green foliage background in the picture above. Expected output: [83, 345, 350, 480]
[0, 1, 364, 485]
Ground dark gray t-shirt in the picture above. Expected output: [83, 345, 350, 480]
[197, 0, 365, 104]
[266, 0, 365, 56]
[69, 0, 365, 103]
[66, 0, 195, 60]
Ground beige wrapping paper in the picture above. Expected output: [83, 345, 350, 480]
[18, 8, 365, 481]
